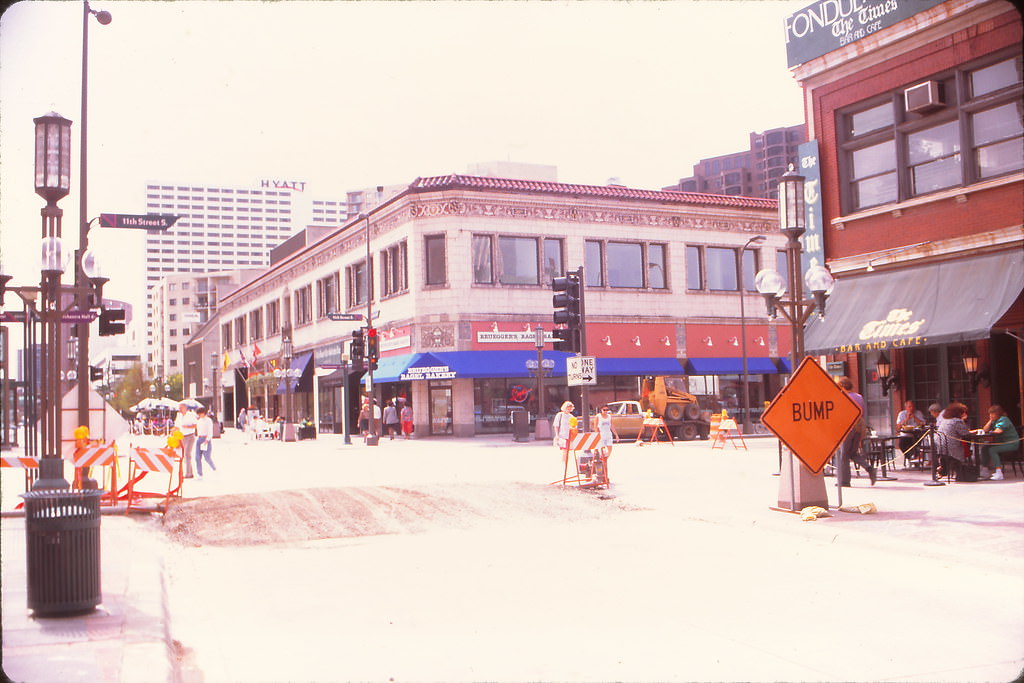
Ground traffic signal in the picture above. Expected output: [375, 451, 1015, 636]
[350, 328, 365, 366]
[98, 308, 126, 336]
[366, 328, 379, 363]
[552, 271, 582, 353]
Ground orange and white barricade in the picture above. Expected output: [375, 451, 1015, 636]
[551, 432, 609, 488]
[712, 416, 747, 450]
[636, 417, 674, 445]
[67, 442, 120, 505]
[123, 445, 183, 512]
[1, 455, 39, 508]
[709, 412, 723, 444]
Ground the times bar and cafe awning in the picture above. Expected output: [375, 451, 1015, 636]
[805, 251, 1023, 355]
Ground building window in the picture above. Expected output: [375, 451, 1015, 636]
[294, 284, 313, 325]
[498, 236, 539, 285]
[584, 240, 603, 287]
[249, 308, 263, 340]
[607, 242, 644, 288]
[347, 261, 370, 307]
[686, 246, 703, 290]
[424, 235, 446, 286]
[838, 52, 1023, 214]
[221, 322, 232, 349]
[472, 235, 494, 284]
[266, 300, 280, 336]
[542, 238, 563, 285]
[706, 247, 738, 291]
[233, 316, 247, 346]
[648, 243, 667, 289]
[381, 242, 408, 297]
[317, 273, 340, 318]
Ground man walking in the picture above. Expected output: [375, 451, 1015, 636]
[195, 405, 217, 478]
[175, 403, 198, 478]
[836, 376, 876, 486]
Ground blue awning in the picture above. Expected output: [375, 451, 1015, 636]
[684, 357, 783, 375]
[436, 350, 573, 378]
[595, 357, 686, 376]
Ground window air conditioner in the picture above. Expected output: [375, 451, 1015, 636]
[904, 81, 944, 114]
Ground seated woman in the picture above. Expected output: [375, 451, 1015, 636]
[979, 404, 1019, 481]
[934, 402, 969, 479]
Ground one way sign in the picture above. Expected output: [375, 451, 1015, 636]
[566, 356, 597, 386]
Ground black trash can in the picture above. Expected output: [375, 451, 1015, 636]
[20, 489, 102, 617]
[511, 409, 531, 442]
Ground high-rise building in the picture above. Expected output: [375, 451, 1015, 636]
[665, 124, 807, 199]
[141, 180, 344, 376]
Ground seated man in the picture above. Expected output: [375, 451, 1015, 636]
[896, 400, 926, 459]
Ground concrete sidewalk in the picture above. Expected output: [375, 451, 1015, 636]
[2, 430, 1022, 682]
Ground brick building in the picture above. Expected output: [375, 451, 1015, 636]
[785, 0, 1022, 428]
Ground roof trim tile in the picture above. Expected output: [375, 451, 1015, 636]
[408, 174, 777, 210]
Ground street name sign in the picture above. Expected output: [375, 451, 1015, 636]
[327, 312, 363, 322]
[760, 356, 861, 474]
[566, 355, 596, 386]
[99, 213, 180, 230]
[62, 310, 99, 324]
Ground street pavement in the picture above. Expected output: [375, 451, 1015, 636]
[2, 429, 1023, 682]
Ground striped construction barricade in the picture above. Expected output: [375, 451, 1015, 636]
[124, 445, 183, 512]
[712, 417, 747, 451]
[1, 455, 39, 508]
[67, 442, 120, 506]
[636, 417, 674, 445]
[551, 431, 610, 489]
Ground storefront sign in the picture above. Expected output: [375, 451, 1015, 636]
[798, 141, 824, 275]
[784, 0, 947, 67]
[401, 365, 456, 381]
[477, 329, 555, 344]
[835, 307, 928, 352]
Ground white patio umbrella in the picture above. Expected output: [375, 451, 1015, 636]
[179, 397, 205, 410]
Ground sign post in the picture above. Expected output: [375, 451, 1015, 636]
[761, 356, 862, 511]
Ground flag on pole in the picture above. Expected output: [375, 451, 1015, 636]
[222, 352, 231, 371]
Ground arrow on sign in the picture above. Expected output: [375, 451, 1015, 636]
[99, 213, 180, 230]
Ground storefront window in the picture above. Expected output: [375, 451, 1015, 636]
[428, 381, 452, 435]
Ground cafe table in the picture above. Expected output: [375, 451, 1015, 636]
[862, 433, 900, 481]
[965, 430, 999, 467]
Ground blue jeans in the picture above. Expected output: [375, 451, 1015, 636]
[195, 436, 216, 476]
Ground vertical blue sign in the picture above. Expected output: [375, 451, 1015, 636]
[798, 140, 824, 276]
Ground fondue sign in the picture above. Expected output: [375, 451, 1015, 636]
[839, 308, 927, 353]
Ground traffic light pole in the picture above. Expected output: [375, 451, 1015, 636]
[575, 266, 590, 426]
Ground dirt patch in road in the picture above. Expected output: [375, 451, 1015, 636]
[161, 482, 641, 547]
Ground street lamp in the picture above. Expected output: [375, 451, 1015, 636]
[755, 165, 836, 511]
[738, 234, 766, 435]
[75, 1, 112, 445]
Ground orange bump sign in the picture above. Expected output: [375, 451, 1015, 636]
[761, 356, 862, 474]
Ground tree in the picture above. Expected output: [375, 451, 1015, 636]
[111, 363, 146, 415]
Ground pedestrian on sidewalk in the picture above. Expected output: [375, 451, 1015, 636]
[358, 399, 370, 438]
[195, 406, 217, 478]
[175, 403, 198, 478]
[400, 401, 414, 438]
[552, 401, 576, 467]
[835, 376, 875, 486]
[237, 406, 249, 442]
[383, 400, 400, 439]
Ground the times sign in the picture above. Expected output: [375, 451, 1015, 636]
[784, 0, 947, 67]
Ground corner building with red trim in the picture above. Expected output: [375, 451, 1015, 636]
[214, 175, 796, 438]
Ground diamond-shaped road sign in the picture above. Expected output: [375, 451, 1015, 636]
[760, 356, 862, 474]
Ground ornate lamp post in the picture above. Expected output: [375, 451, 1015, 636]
[755, 165, 836, 511]
[738, 234, 766, 435]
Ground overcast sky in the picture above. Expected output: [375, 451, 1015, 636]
[0, 0, 808, 323]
